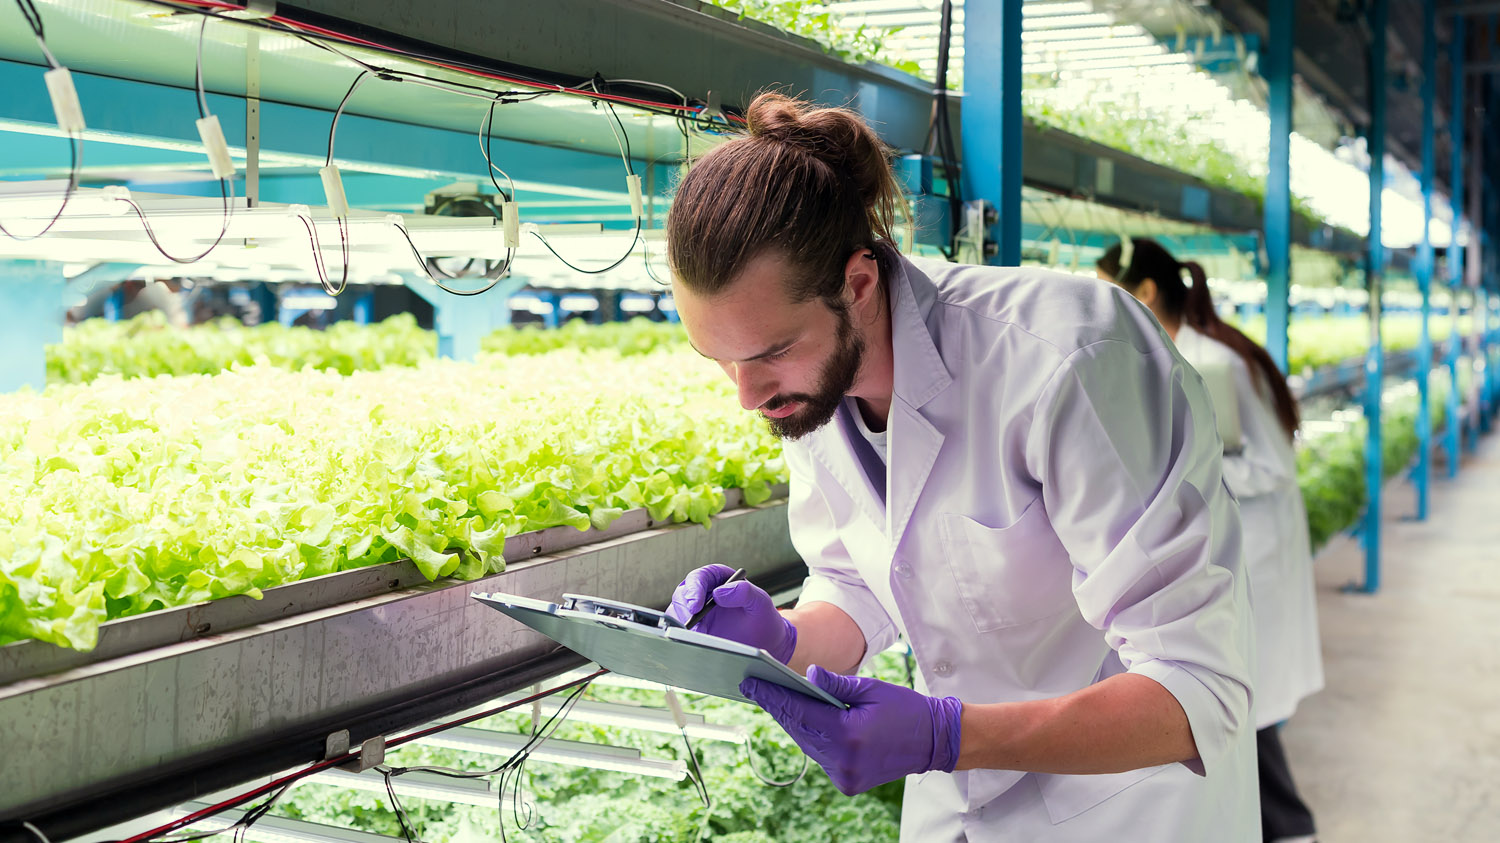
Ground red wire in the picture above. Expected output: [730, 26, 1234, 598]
[162, 0, 749, 123]
[114, 668, 607, 843]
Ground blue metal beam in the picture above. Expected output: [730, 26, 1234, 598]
[1358, 0, 1387, 595]
[0, 60, 671, 208]
[1265, 0, 1294, 375]
[1447, 18, 1466, 477]
[402, 274, 524, 361]
[962, 0, 1023, 266]
[1415, 0, 1437, 521]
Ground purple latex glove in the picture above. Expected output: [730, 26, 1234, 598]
[740, 665, 964, 796]
[666, 564, 797, 664]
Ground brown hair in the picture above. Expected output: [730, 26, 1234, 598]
[666, 92, 907, 304]
[1099, 238, 1301, 440]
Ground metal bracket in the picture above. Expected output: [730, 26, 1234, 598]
[325, 730, 386, 772]
[223, 0, 275, 20]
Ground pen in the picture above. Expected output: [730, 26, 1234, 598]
[684, 567, 746, 629]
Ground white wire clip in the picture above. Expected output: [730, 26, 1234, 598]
[195, 115, 236, 180]
[44, 68, 85, 133]
[503, 200, 520, 249]
[664, 689, 688, 730]
[319, 164, 350, 218]
[626, 174, 644, 220]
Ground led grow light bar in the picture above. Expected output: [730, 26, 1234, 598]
[412, 726, 688, 780]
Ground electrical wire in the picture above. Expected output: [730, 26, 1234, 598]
[94, 669, 606, 843]
[134, 0, 745, 129]
[480, 99, 517, 202]
[115, 17, 235, 264]
[377, 677, 596, 843]
[743, 735, 809, 788]
[0, 0, 78, 241]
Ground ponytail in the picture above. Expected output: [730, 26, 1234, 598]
[1101, 241, 1301, 441]
[667, 92, 908, 304]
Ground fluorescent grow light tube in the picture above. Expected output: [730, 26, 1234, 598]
[311, 768, 496, 807]
[172, 804, 401, 843]
[0, 183, 131, 218]
[483, 696, 749, 744]
[413, 726, 688, 780]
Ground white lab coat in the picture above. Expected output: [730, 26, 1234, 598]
[1175, 326, 1324, 728]
[788, 246, 1260, 842]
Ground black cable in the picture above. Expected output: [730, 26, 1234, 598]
[130, 0, 739, 133]
[326, 70, 370, 167]
[0, 0, 77, 241]
[116, 17, 234, 264]
[743, 735, 809, 788]
[530, 217, 642, 275]
[932, 0, 962, 261]
[13, 0, 43, 38]
[393, 218, 513, 295]
[0, 132, 80, 241]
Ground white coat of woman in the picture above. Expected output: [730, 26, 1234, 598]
[661, 93, 1260, 841]
[1099, 238, 1324, 843]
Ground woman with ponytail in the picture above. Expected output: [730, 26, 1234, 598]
[662, 92, 1260, 841]
[1099, 237, 1324, 843]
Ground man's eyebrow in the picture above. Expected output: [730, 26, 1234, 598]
[687, 337, 797, 363]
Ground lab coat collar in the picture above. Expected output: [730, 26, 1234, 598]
[805, 245, 952, 545]
[882, 246, 951, 548]
[882, 244, 953, 410]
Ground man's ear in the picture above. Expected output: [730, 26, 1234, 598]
[843, 249, 881, 310]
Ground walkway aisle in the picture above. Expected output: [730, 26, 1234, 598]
[1282, 433, 1500, 842]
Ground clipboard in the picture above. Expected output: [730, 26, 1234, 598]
[472, 591, 849, 709]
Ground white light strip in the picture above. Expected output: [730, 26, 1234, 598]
[413, 726, 688, 780]
[1022, 25, 1126, 42]
[311, 768, 497, 808]
[173, 803, 401, 843]
[1022, 1, 1096, 17]
[479, 695, 750, 744]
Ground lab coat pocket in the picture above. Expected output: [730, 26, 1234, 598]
[1033, 764, 1173, 824]
[939, 500, 1075, 632]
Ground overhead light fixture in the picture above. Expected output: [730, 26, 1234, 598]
[311, 768, 496, 808]
[1022, 1, 1096, 17]
[478, 694, 749, 744]
[171, 803, 400, 843]
[412, 726, 688, 780]
[0, 183, 131, 218]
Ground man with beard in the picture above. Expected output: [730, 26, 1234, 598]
[662, 92, 1260, 841]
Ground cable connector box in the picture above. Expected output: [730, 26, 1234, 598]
[319, 164, 350, 218]
[44, 67, 85, 133]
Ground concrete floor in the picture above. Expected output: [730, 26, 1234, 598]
[1281, 431, 1500, 842]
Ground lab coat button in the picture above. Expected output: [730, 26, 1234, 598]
[894, 562, 914, 579]
[933, 661, 953, 677]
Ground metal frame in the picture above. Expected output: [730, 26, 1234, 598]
[0, 500, 804, 839]
[1358, 0, 1388, 595]
[1415, 0, 1438, 521]
[960, 0, 1022, 266]
[1447, 16, 1467, 476]
[1264, 0, 1294, 375]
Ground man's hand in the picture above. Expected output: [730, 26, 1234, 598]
[740, 666, 963, 795]
[666, 564, 797, 664]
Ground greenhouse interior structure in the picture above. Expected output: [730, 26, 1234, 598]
[2, 0, 1499, 841]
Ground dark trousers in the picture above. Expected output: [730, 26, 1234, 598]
[1258, 725, 1316, 842]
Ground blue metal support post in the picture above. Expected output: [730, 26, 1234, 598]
[402, 275, 525, 361]
[1414, 0, 1437, 520]
[0, 261, 65, 393]
[1265, 0, 1294, 375]
[961, 0, 1022, 266]
[1358, 0, 1387, 594]
[1446, 18, 1466, 476]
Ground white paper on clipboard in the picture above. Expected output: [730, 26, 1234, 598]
[472, 591, 849, 709]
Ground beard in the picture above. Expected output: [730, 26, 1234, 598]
[762, 305, 864, 440]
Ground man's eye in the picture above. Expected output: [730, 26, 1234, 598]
[764, 348, 791, 361]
